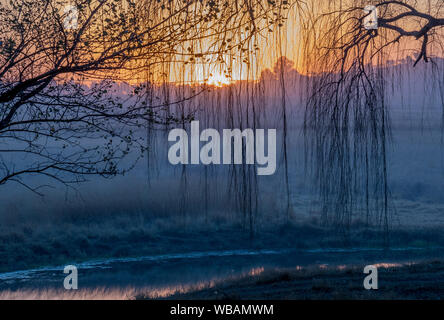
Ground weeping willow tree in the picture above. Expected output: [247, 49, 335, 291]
[137, 1, 302, 235]
[0, 0, 295, 192]
[300, 0, 444, 235]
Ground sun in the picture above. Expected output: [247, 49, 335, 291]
[206, 72, 232, 87]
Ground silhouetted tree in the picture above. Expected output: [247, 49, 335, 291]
[0, 0, 293, 193]
[302, 0, 443, 232]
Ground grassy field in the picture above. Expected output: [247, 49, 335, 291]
[2, 215, 444, 274]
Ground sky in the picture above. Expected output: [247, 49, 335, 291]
[1, 0, 442, 85]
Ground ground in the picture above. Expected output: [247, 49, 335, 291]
[150, 260, 444, 300]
